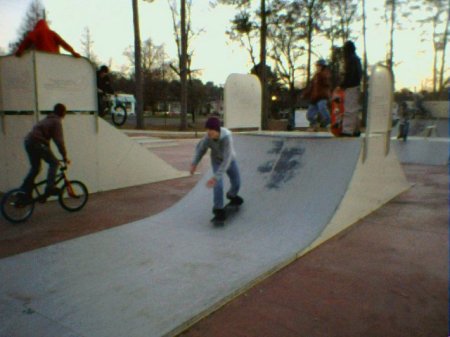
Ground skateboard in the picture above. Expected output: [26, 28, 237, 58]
[330, 88, 345, 137]
[211, 202, 240, 226]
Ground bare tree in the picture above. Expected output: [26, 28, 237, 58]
[217, 0, 271, 129]
[361, 0, 369, 126]
[428, 0, 448, 94]
[301, 0, 325, 86]
[180, 0, 188, 130]
[168, 0, 208, 127]
[124, 38, 171, 74]
[324, 0, 359, 46]
[414, 0, 449, 94]
[167, 0, 193, 130]
[80, 27, 99, 64]
[260, 0, 269, 129]
[227, 10, 259, 67]
[383, 0, 413, 76]
[438, 3, 449, 94]
[385, 0, 397, 72]
[269, 0, 306, 112]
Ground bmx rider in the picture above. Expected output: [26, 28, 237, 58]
[20, 103, 70, 202]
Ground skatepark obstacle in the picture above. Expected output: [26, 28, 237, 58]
[0, 52, 187, 193]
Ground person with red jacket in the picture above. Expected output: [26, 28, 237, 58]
[15, 19, 80, 57]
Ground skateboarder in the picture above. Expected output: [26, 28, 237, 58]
[397, 101, 410, 141]
[190, 116, 244, 221]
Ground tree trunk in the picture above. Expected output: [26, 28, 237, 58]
[180, 0, 188, 130]
[361, 0, 369, 127]
[132, 0, 144, 129]
[432, 39, 438, 93]
[438, 7, 448, 95]
[260, 0, 269, 130]
[289, 80, 296, 120]
[431, 16, 440, 93]
[306, 1, 314, 86]
[387, 0, 396, 74]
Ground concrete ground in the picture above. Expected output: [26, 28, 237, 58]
[0, 138, 447, 337]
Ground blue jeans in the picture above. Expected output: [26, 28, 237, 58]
[211, 159, 241, 210]
[306, 99, 330, 127]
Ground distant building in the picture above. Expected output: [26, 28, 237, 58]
[153, 98, 224, 117]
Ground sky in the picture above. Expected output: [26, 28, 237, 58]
[0, 0, 446, 91]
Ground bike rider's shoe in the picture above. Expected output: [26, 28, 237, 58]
[14, 192, 32, 207]
[226, 194, 244, 206]
[45, 186, 61, 196]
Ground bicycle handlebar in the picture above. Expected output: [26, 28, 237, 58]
[59, 160, 70, 171]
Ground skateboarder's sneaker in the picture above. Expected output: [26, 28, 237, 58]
[213, 208, 226, 221]
[226, 194, 244, 206]
[341, 131, 361, 138]
[307, 124, 319, 132]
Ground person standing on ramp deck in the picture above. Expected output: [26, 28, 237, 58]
[339, 40, 362, 137]
[302, 58, 332, 131]
[190, 117, 244, 222]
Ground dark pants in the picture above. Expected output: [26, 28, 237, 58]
[98, 93, 108, 116]
[21, 139, 59, 195]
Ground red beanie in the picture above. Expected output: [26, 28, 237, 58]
[205, 117, 221, 132]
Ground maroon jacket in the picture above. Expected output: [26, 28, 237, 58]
[26, 114, 67, 160]
[302, 67, 332, 104]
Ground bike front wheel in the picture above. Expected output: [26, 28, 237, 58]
[111, 105, 127, 126]
[0, 189, 35, 223]
[58, 180, 89, 212]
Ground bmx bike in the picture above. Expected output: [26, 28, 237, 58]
[99, 94, 128, 126]
[0, 162, 89, 223]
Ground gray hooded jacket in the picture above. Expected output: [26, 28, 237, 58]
[192, 127, 236, 181]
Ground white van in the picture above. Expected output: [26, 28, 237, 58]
[116, 94, 136, 115]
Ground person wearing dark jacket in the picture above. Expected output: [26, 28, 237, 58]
[15, 19, 80, 57]
[302, 59, 332, 131]
[20, 103, 69, 200]
[96, 65, 115, 116]
[339, 40, 362, 136]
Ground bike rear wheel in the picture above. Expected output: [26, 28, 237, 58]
[58, 180, 89, 212]
[1, 189, 35, 223]
[111, 104, 127, 126]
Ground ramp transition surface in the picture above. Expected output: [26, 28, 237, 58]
[0, 134, 408, 337]
[392, 137, 449, 166]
